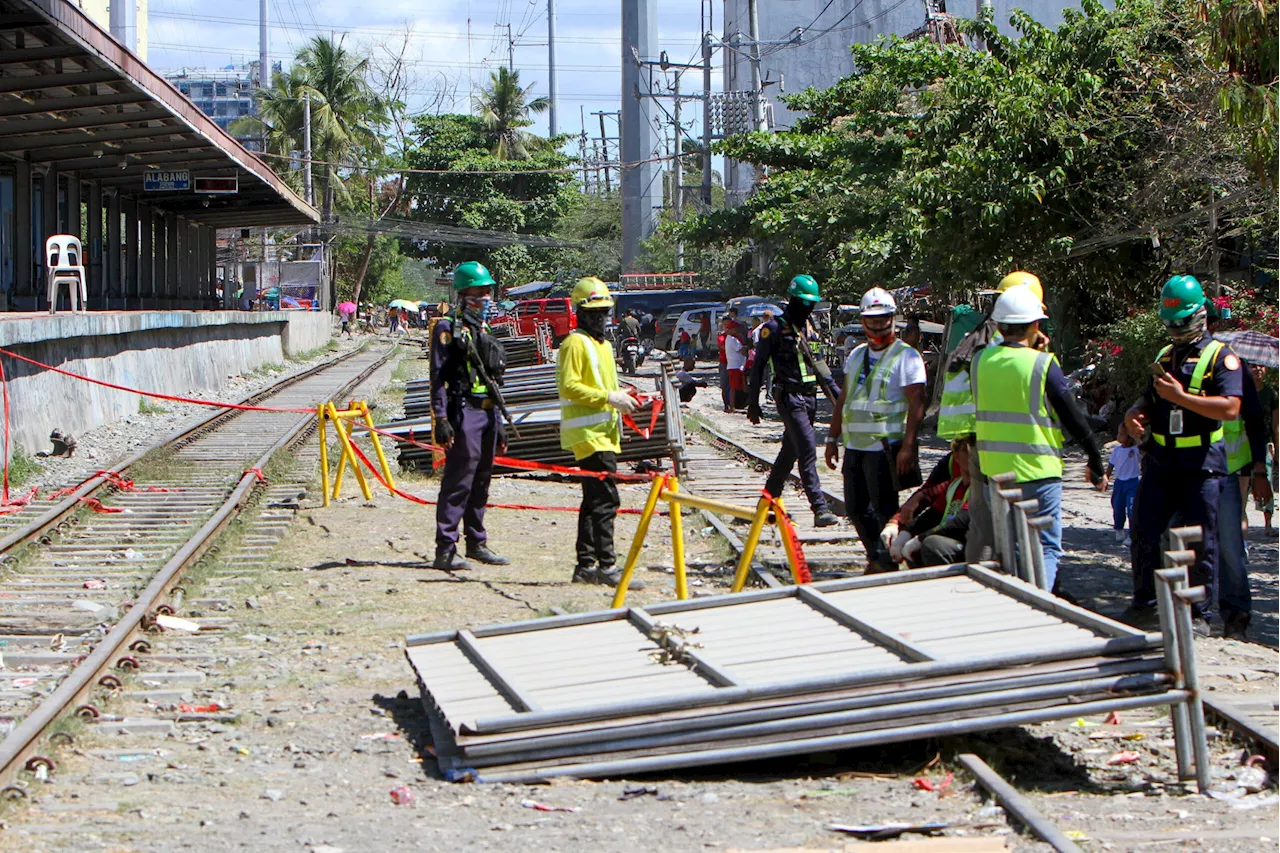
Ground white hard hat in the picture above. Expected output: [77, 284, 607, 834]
[860, 287, 896, 317]
[991, 285, 1048, 324]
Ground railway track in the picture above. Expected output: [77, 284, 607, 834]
[0, 344, 393, 794]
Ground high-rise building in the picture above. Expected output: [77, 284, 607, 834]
[78, 0, 149, 59]
[165, 64, 264, 139]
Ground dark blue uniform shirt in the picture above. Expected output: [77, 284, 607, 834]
[430, 317, 485, 420]
[747, 317, 838, 400]
[1141, 336, 1245, 474]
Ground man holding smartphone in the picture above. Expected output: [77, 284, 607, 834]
[1123, 275, 1245, 636]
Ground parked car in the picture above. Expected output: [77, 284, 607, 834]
[654, 301, 721, 349]
[513, 297, 576, 340]
[668, 304, 729, 352]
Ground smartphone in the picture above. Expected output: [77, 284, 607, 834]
[1149, 362, 1171, 379]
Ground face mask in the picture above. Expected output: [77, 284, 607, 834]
[577, 307, 609, 340]
[785, 296, 814, 327]
[863, 315, 895, 348]
[1166, 307, 1207, 346]
[460, 295, 489, 326]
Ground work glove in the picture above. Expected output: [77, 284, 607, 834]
[901, 536, 923, 566]
[890, 529, 913, 563]
[606, 390, 639, 414]
[433, 418, 454, 449]
[747, 401, 763, 425]
[496, 421, 508, 453]
[879, 521, 900, 555]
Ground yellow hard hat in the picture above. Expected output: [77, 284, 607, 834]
[571, 276, 614, 309]
[997, 271, 1044, 304]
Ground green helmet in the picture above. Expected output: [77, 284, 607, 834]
[787, 274, 821, 304]
[1158, 275, 1206, 323]
[453, 261, 496, 291]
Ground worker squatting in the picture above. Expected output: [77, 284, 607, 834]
[426, 262, 1271, 639]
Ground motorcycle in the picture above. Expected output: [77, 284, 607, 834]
[619, 335, 642, 374]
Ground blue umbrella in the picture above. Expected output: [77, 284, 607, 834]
[744, 303, 783, 317]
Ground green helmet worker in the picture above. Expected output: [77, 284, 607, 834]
[557, 276, 644, 592]
[428, 260, 510, 572]
[1121, 274, 1247, 636]
[744, 273, 840, 529]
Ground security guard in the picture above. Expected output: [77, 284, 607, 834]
[938, 271, 1047, 562]
[825, 287, 927, 573]
[1124, 275, 1245, 635]
[430, 261, 510, 571]
[557, 277, 644, 589]
[1218, 362, 1272, 639]
[746, 275, 840, 528]
[974, 286, 1105, 593]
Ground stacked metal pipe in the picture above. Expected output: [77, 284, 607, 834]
[384, 363, 677, 472]
[417, 334, 543, 369]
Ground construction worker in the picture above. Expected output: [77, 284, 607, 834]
[1218, 359, 1272, 640]
[974, 285, 1105, 593]
[937, 271, 1047, 561]
[824, 287, 926, 573]
[1123, 275, 1245, 635]
[557, 277, 644, 589]
[430, 261, 510, 571]
[747, 275, 840, 528]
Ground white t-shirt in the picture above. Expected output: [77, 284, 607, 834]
[1108, 444, 1141, 481]
[726, 335, 747, 370]
[842, 343, 927, 452]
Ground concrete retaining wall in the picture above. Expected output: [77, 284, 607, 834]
[0, 311, 329, 457]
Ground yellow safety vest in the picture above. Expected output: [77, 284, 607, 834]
[1223, 416, 1251, 474]
[1150, 341, 1225, 449]
[936, 366, 977, 440]
[974, 345, 1064, 483]
[557, 331, 622, 459]
[841, 340, 911, 447]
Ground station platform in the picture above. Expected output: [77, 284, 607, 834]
[0, 310, 330, 457]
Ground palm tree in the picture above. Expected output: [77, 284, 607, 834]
[474, 68, 550, 160]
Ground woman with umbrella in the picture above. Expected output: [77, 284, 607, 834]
[337, 301, 357, 338]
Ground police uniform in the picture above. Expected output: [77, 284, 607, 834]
[748, 317, 835, 515]
[431, 313, 502, 561]
[1130, 337, 1245, 620]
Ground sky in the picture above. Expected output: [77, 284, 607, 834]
[147, 0, 725, 162]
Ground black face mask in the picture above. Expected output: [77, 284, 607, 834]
[577, 308, 610, 340]
[784, 296, 814, 327]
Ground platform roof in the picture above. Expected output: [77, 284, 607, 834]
[0, 0, 317, 227]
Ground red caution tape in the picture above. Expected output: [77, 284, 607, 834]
[78, 497, 124, 514]
[622, 396, 664, 440]
[244, 468, 267, 483]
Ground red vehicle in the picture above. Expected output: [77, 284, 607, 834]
[514, 297, 577, 340]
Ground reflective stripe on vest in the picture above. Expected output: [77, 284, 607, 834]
[936, 368, 976, 439]
[456, 325, 489, 396]
[557, 331, 621, 448]
[789, 325, 814, 382]
[1222, 416, 1251, 473]
[841, 340, 910, 446]
[974, 346, 1064, 482]
[1149, 340, 1225, 448]
[925, 478, 969, 537]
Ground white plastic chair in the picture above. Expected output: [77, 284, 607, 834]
[45, 235, 87, 314]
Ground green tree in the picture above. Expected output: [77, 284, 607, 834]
[474, 68, 551, 160]
[678, 0, 1275, 338]
[1195, 0, 1278, 178]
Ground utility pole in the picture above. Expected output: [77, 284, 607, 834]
[621, 0, 660, 270]
[547, 0, 558, 136]
[701, 29, 713, 208]
[302, 94, 313, 206]
[672, 71, 683, 271]
[504, 23, 514, 71]
[579, 106, 590, 191]
[258, 0, 268, 87]
[747, 0, 764, 132]
[594, 110, 618, 193]
[1208, 185, 1221, 295]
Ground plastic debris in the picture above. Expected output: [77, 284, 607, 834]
[178, 703, 223, 714]
[1234, 756, 1270, 794]
[1070, 717, 1100, 728]
[521, 799, 579, 813]
[360, 732, 400, 741]
[389, 786, 414, 805]
[619, 785, 659, 801]
[827, 822, 949, 840]
[912, 772, 954, 792]
[1103, 710, 1122, 725]
[72, 600, 105, 613]
[12, 678, 38, 688]
[83, 579, 107, 589]
[1065, 830, 1089, 840]
[1106, 750, 1142, 765]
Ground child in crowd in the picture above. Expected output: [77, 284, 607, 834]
[1107, 422, 1141, 546]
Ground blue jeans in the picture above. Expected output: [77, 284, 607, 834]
[1218, 474, 1249, 622]
[1111, 477, 1139, 531]
[1010, 478, 1063, 590]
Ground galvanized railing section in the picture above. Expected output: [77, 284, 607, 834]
[0, 347, 392, 795]
[404, 562, 1210, 787]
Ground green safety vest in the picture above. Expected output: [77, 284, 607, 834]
[936, 365, 976, 439]
[841, 340, 911, 447]
[790, 325, 815, 383]
[1150, 341, 1224, 449]
[557, 331, 621, 451]
[974, 346, 1064, 483]
[1223, 416, 1251, 473]
[925, 478, 969, 538]
[455, 322, 489, 397]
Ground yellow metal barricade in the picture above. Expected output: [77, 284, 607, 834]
[611, 475, 809, 608]
[317, 400, 396, 506]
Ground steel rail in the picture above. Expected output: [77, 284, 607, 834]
[958, 753, 1084, 853]
[0, 346, 393, 791]
[0, 345, 373, 556]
